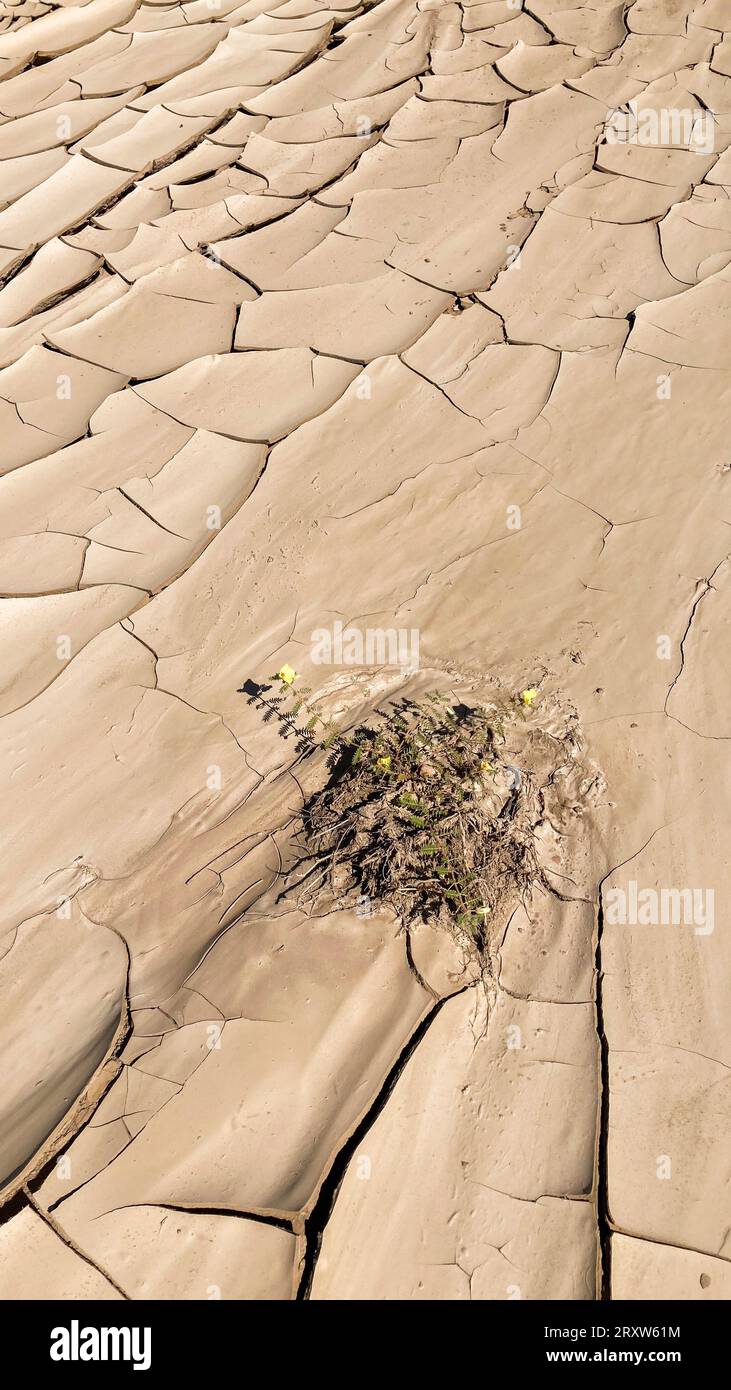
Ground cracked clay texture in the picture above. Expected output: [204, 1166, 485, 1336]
[0, 0, 730, 1303]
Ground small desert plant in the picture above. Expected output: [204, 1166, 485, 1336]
[240, 666, 346, 753]
[243, 675, 540, 955]
[299, 694, 537, 950]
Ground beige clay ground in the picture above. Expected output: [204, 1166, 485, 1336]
[0, 0, 729, 1301]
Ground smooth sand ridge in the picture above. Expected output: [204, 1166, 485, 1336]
[0, 0, 730, 1302]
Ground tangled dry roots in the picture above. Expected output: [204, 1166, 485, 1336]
[297, 692, 545, 955]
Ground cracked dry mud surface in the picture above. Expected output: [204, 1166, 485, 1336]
[0, 0, 729, 1303]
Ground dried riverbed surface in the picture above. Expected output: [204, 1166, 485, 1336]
[0, 0, 730, 1301]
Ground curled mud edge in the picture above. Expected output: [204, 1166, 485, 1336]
[0, 924, 131, 1210]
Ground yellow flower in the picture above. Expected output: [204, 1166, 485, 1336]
[376, 755, 391, 770]
[277, 664, 298, 686]
[480, 759, 492, 772]
[521, 687, 538, 707]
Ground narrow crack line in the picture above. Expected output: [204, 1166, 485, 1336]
[296, 985, 475, 1299]
[41, 1137, 138, 1218]
[665, 555, 728, 711]
[117, 485, 189, 542]
[143, 681, 254, 772]
[665, 708, 731, 742]
[96, 1199, 295, 1232]
[594, 877, 611, 1300]
[549, 483, 612, 530]
[654, 219, 694, 288]
[0, 583, 148, 727]
[610, 1222, 731, 1267]
[466, 1177, 591, 1205]
[178, 984, 224, 1021]
[22, 1187, 132, 1299]
[613, 1042, 731, 1074]
[498, 980, 593, 1006]
[404, 924, 438, 998]
[398, 353, 487, 427]
[120, 618, 160, 681]
[211, 248, 262, 297]
[183, 829, 264, 887]
[323, 453, 457, 522]
[521, 2, 557, 43]
[591, 820, 672, 1301]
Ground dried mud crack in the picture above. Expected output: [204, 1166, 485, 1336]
[595, 883, 612, 1302]
[296, 994, 451, 1300]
